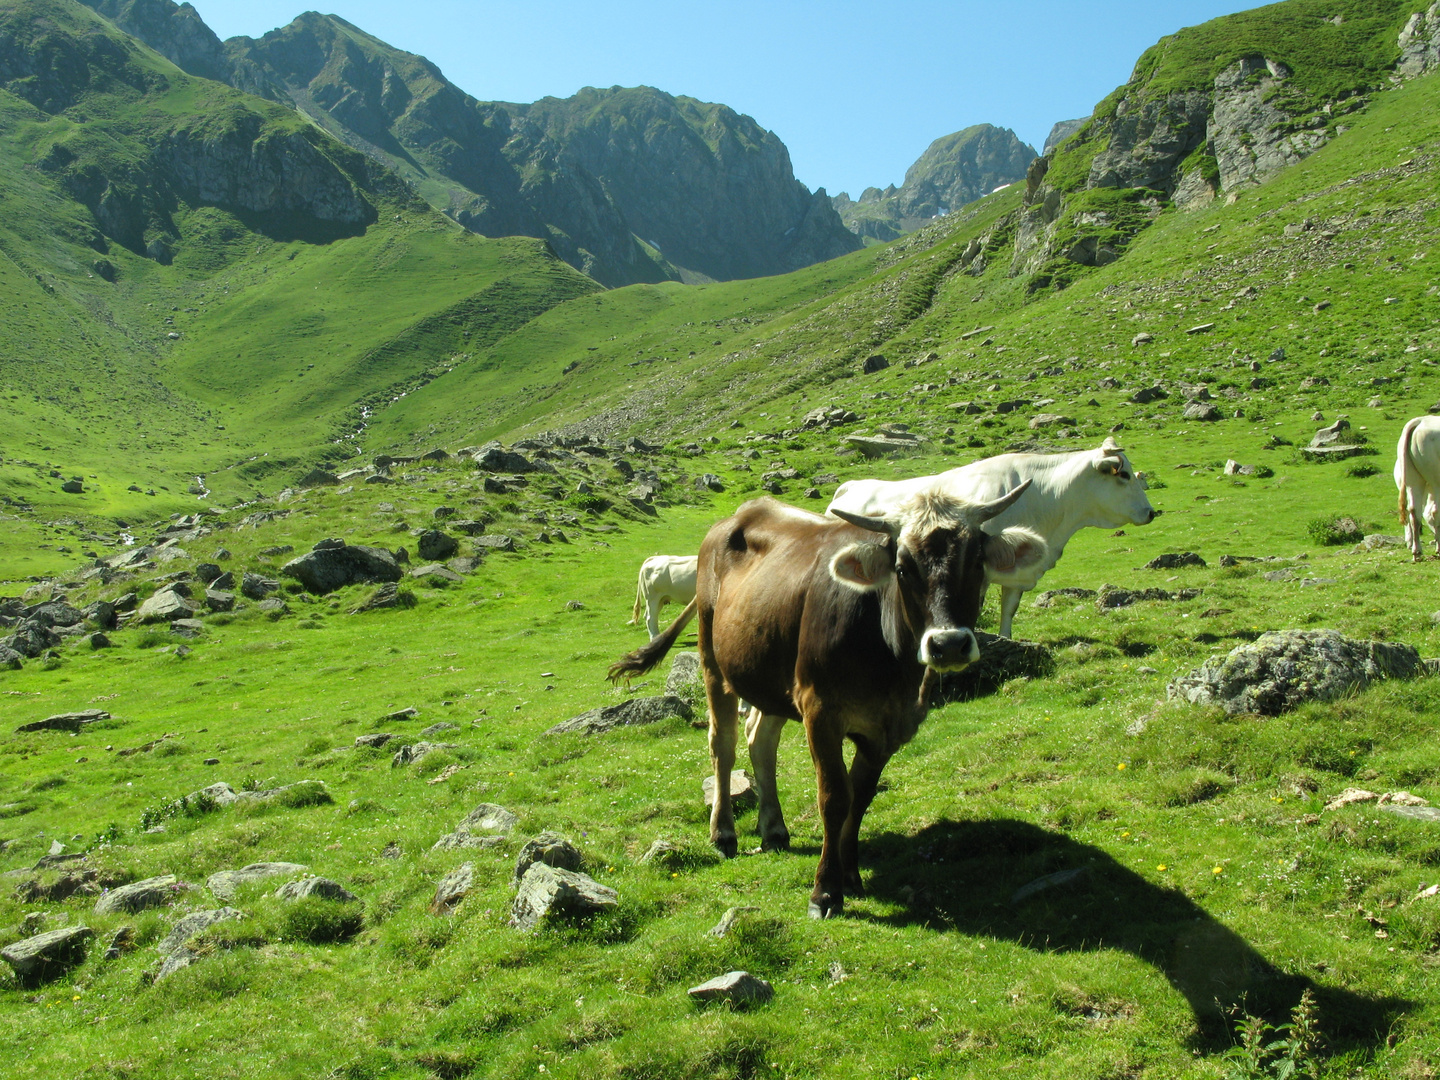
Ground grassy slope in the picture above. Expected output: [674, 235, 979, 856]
[1, 56, 1440, 1078]
[0, 0, 598, 579]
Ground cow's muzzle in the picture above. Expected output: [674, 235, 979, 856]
[919, 627, 980, 671]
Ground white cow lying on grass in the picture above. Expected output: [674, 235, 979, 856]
[1396, 415, 1440, 562]
[827, 437, 1156, 638]
[630, 554, 698, 637]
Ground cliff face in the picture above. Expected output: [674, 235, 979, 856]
[1009, 0, 1419, 290]
[85, 0, 858, 286]
[832, 125, 1035, 242]
[2, 0, 377, 263]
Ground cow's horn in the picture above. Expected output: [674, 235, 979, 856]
[1100, 436, 1124, 455]
[831, 508, 897, 536]
[974, 478, 1033, 522]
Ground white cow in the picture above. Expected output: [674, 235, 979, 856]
[1395, 415, 1440, 562]
[827, 437, 1155, 638]
[630, 555, 698, 637]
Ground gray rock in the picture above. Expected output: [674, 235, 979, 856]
[281, 540, 402, 595]
[350, 583, 404, 613]
[1, 926, 94, 986]
[390, 741, 457, 767]
[475, 534, 517, 553]
[665, 652, 703, 696]
[204, 589, 235, 612]
[94, 875, 180, 916]
[936, 632, 1055, 703]
[416, 530, 459, 562]
[354, 733, 395, 749]
[458, 803, 519, 835]
[14, 710, 110, 734]
[694, 473, 725, 492]
[702, 770, 758, 810]
[687, 970, 774, 1006]
[135, 590, 195, 624]
[240, 572, 279, 600]
[514, 831, 584, 882]
[473, 446, 536, 473]
[639, 838, 682, 866]
[1183, 402, 1222, 422]
[0, 644, 23, 670]
[1309, 417, 1351, 448]
[1263, 569, 1296, 583]
[1144, 552, 1206, 570]
[545, 695, 693, 735]
[194, 563, 223, 585]
[410, 564, 463, 583]
[157, 907, 243, 957]
[1379, 804, 1440, 823]
[255, 597, 290, 616]
[844, 435, 925, 458]
[1096, 585, 1202, 609]
[1032, 587, 1097, 607]
[1129, 385, 1167, 405]
[207, 862, 308, 901]
[1211, 56, 1329, 191]
[170, 618, 205, 638]
[1028, 413, 1077, 429]
[1398, 3, 1440, 78]
[510, 863, 617, 930]
[102, 925, 134, 961]
[431, 863, 474, 913]
[1167, 629, 1427, 716]
[1361, 534, 1404, 551]
[27, 601, 84, 628]
[431, 832, 507, 852]
[275, 876, 358, 903]
[420, 722, 460, 737]
[706, 906, 759, 938]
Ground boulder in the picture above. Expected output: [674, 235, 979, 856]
[390, 741, 457, 767]
[27, 601, 84, 628]
[1129, 386, 1167, 405]
[1310, 417, 1352, 447]
[410, 564, 464, 584]
[513, 831, 584, 882]
[475, 535, 516, 553]
[1144, 552, 1207, 570]
[1032, 587, 1097, 608]
[416, 530, 459, 562]
[281, 540, 403, 595]
[207, 862, 308, 901]
[94, 875, 180, 916]
[1167, 629, 1427, 716]
[431, 863, 475, 914]
[275, 877, 359, 903]
[204, 589, 235, 612]
[240, 572, 279, 600]
[665, 652, 703, 696]
[1, 926, 94, 986]
[510, 863, 617, 930]
[1183, 402, 1222, 422]
[350, 583, 404, 613]
[194, 563, 223, 585]
[688, 971, 774, 1006]
[15, 709, 110, 734]
[545, 695, 693, 735]
[861, 354, 888, 374]
[702, 770, 758, 810]
[1096, 585, 1202, 609]
[936, 632, 1055, 702]
[135, 589, 195, 624]
[1028, 413, 1076, 429]
[473, 446, 536, 473]
[157, 907, 244, 959]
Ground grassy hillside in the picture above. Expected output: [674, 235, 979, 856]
[4, 4, 1440, 1076]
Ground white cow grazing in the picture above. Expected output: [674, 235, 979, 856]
[630, 555, 699, 637]
[1395, 416, 1440, 562]
[827, 437, 1155, 638]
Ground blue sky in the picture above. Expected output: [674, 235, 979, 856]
[192, 0, 1265, 198]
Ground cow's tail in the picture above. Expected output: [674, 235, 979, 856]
[1398, 417, 1422, 526]
[629, 572, 644, 625]
[608, 598, 697, 684]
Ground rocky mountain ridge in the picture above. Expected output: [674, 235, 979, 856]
[76, 0, 860, 286]
[831, 124, 1035, 243]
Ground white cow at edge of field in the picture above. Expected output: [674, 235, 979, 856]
[630, 555, 699, 637]
[1396, 415, 1440, 562]
[826, 437, 1156, 639]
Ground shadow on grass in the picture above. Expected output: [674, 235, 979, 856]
[860, 817, 1409, 1053]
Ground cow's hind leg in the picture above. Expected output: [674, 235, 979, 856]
[645, 597, 663, 638]
[745, 708, 790, 850]
[839, 737, 890, 899]
[703, 676, 741, 858]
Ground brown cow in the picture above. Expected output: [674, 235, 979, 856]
[608, 487, 1046, 917]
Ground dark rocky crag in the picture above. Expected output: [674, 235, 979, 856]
[80, 0, 860, 286]
[832, 124, 1036, 242]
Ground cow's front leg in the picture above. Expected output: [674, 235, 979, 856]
[705, 686, 741, 858]
[840, 739, 890, 899]
[745, 708, 790, 850]
[997, 586, 1022, 639]
[806, 721, 851, 919]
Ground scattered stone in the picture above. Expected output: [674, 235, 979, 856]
[410, 564, 463, 583]
[94, 875, 180, 916]
[256, 597, 290, 616]
[702, 770, 758, 810]
[1131, 332, 1153, 346]
[1263, 569, 1296, 583]
[514, 832, 585, 882]
[1185, 322, 1216, 335]
[207, 862, 308, 901]
[1168, 629, 1427, 716]
[240, 572, 279, 600]
[14, 710, 110, 734]
[861, 354, 888, 374]
[639, 838, 682, 865]
[431, 863, 475, 913]
[1379, 805, 1440, 823]
[844, 434, 924, 458]
[416, 530, 459, 562]
[382, 707, 419, 722]
[433, 803, 519, 850]
[546, 695, 693, 735]
[1032, 587, 1097, 607]
[420, 722, 460, 737]
[204, 589, 235, 613]
[1309, 417, 1351, 447]
[707, 906, 760, 938]
[157, 907, 244, 959]
[1144, 552, 1206, 570]
[1096, 585, 1202, 609]
[666, 652, 703, 696]
[390, 741, 457, 768]
[694, 473, 725, 492]
[282, 540, 402, 595]
[475, 534, 517, 553]
[350, 583, 404, 614]
[510, 863, 617, 931]
[1, 926, 94, 986]
[170, 618, 205, 638]
[688, 971, 774, 1006]
[135, 589, 195, 624]
[275, 877, 359, 903]
[1183, 402, 1222, 422]
[936, 632, 1055, 702]
[1360, 534, 1404, 551]
[102, 925, 134, 961]
[1129, 386, 1167, 404]
[1029, 413, 1076, 429]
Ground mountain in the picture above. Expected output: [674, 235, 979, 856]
[77, 0, 860, 287]
[831, 124, 1036, 242]
[1042, 116, 1089, 155]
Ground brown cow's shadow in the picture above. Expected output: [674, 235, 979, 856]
[858, 818, 1409, 1052]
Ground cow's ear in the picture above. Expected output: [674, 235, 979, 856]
[1094, 457, 1119, 476]
[984, 528, 1048, 573]
[830, 541, 894, 592]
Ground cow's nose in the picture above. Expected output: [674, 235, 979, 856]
[920, 627, 980, 671]
[1147, 509, 1160, 522]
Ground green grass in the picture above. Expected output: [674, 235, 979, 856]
[5, 3, 1440, 1076]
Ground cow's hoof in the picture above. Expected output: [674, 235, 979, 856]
[712, 836, 738, 859]
[843, 872, 865, 898]
[808, 895, 842, 919]
[760, 831, 791, 852]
